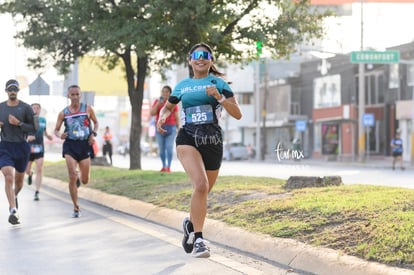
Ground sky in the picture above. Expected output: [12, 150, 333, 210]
[0, 14, 60, 103]
[321, 3, 414, 54]
[1, 2, 414, 102]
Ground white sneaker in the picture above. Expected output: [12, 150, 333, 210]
[72, 208, 81, 218]
[192, 238, 210, 258]
[8, 209, 20, 225]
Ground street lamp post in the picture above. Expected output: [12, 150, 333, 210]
[358, 0, 366, 162]
[255, 59, 261, 161]
[261, 59, 268, 160]
[255, 41, 263, 161]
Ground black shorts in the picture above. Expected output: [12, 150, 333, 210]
[103, 143, 112, 155]
[393, 152, 402, 157]
[175, 126, 223, 170]
[29, 152, 44, 161]
[63, 139, 93, 162]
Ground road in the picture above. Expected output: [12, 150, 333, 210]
[0, 152, 403, 274]
[0, 181, 302, 275]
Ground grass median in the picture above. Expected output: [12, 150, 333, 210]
[44, 161, 414, 270]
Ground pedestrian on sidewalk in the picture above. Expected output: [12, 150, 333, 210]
[0, 79, 39, 225]
[54, 85, 99, 218]
[157, 42, 242, 258]
[25, 103, 53, 201]
[150, 85, 180, 172]
[102, 126, 113, 165]
[390, 129, 404, 170]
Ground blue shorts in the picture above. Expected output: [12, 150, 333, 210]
[0, 141, 31, 173]
[63, 139, 93, 162]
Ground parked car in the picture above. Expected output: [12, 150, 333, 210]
[117, 141, 129, 156]
[116, 141, 158, 156]
[223, 143, 249, 161]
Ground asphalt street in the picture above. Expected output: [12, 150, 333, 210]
[0, 181, 296, 275]
[32, 152, 414, 275]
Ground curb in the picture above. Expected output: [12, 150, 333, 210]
[44, 177, 414, 275]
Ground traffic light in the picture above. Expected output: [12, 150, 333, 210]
[256, 41, 263, 56]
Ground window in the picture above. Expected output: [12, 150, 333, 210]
[358, 72, 385, 105]
[239, 93, 252, 104]
[291, 102, 300, 115]
[378, 75, 385, 103]
[314, 123, 321, 153]
[389, 64, 399, 89]
[313, 74, 341, 108]
[407, 64, 414, 86]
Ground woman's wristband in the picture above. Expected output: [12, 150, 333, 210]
[218, 95, 226, 103]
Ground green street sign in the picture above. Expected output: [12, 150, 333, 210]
[351, 50, 400, 64]
[96, 112, 105, 118]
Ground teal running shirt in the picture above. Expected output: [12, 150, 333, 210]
[170, 74, 233, 126]
[28, 116, 47, 153]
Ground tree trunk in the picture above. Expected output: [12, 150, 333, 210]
[129, 102, 142, 169]
[125, 53, 148, 170]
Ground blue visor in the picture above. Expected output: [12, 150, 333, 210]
[191, 51, 212, 60]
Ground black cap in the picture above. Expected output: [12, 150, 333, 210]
[5, 79, 19, 91]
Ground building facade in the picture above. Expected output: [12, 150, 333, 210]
[220, 41, 414, 162]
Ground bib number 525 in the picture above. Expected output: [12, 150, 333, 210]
[192, 112, 207, 123]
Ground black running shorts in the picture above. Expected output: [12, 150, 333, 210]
[63, 139, 93, 162]
[29, 152, 44, 161]
[176, 126, 223, 170]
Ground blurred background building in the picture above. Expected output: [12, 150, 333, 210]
[1, 1, 414, 161]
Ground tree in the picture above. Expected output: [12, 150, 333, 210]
[0, 0, 330, 169]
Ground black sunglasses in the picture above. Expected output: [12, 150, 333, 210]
[6, 87, 19, 92]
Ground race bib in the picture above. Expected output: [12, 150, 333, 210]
[73, 130, 87, 138]
[185, 105, 214, 125]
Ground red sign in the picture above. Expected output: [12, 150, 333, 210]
[141, 99, 150, 123]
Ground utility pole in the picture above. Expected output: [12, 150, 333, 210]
[255, 41, 263, 161]
[358, 0, 365, 162]
[261, 59, 268, 160]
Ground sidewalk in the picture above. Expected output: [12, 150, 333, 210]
[43, 176, 414, 275]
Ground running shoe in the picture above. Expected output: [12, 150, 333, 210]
[8, 209, 20, 225]
[72, 208, 81, 218]
[27, 173, 32, 185]
[34, 191, 39, 201]
[192, 238, 210, 258]
[182, 217, 194, 253]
